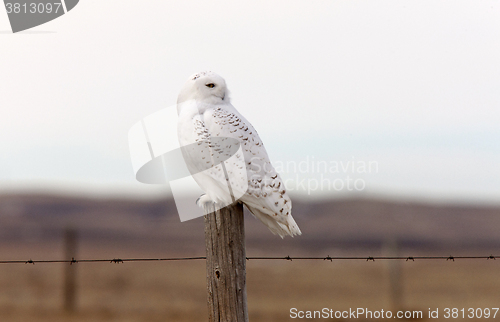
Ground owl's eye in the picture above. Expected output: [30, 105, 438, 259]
[206, 83, 215, 88]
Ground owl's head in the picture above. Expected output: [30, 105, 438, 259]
[177, 71, 229, 105]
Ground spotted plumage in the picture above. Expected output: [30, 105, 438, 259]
[176, 71, 301, 237]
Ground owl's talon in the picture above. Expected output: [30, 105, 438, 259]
[196, 194, 215, 214]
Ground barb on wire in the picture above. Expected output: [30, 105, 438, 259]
[0, 255, 498, 265]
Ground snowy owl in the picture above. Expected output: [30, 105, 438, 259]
[176, 71, 301, 238]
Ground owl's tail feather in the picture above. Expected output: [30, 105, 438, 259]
[245, 206, 302, 238]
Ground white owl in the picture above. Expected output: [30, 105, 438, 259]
[176, 71, 301, 238]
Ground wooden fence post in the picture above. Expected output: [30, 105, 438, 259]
[384, 238, 403, 311]
[205, 202, 249, 322]
[63, 227, 77, 312]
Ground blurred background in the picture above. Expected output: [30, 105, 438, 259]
[1, 1, 499, 321]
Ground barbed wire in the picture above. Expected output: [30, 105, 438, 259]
[0, 255, 498, 265]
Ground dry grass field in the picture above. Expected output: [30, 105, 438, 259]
[2, 195, 500, 321]
[0, 256, 499, 321]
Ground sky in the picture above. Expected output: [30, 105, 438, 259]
[1, 1, 499, 204]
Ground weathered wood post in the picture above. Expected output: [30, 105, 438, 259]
[205, 202, 249, 322]
[63, 227, 77, 312]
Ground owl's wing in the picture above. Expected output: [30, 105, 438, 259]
[199, 104, 301, 238]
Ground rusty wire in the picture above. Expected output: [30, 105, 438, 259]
[0, 255, 497, 265]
